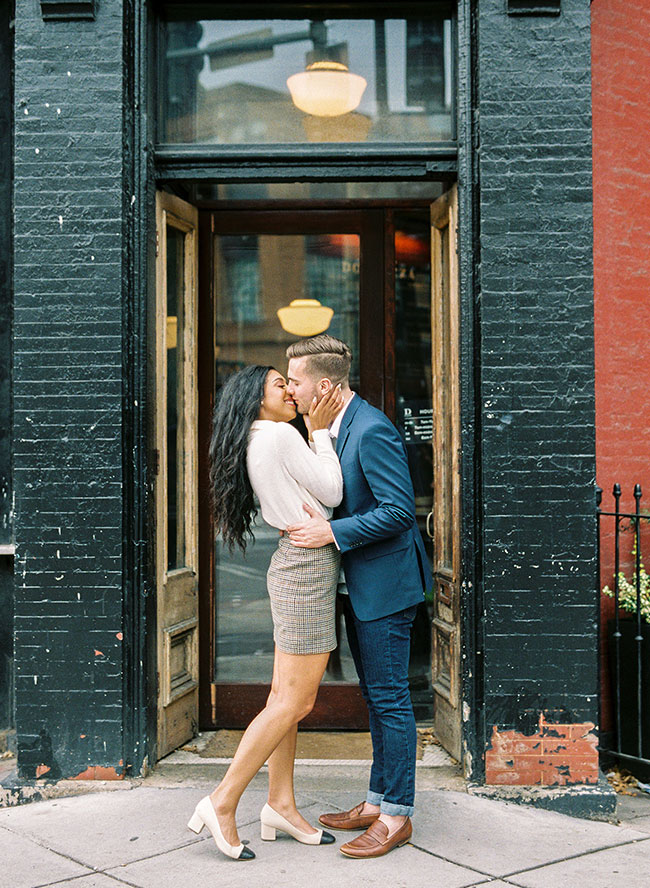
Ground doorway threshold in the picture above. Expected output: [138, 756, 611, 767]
[149, 726, 466, 793]
[158, 726, 461, 770]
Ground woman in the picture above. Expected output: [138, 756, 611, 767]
[188, 365, 344, 861]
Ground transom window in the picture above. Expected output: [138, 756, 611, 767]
[159, 13, 455, 146]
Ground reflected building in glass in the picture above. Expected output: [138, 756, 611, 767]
[161, 17, 454, 146]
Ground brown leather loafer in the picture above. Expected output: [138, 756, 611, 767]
[339, 818, 412, 858]
[318, 802, 380, 831]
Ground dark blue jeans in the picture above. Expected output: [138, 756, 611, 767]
[343, 597, 418, 816]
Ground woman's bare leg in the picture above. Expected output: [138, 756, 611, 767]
[209, 648, 329, 845]
[266, 645, 326, 834]
[267, 723, 319, 833]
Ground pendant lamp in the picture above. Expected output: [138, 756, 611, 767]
[287, 60, 367, 118]
[277, 299, 334, 336]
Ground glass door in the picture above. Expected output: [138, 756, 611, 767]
[392, 209, 435, 716]
[203, 210, 382, 727]
[199, 206, 435, 729]
[213, 230, 361, 689]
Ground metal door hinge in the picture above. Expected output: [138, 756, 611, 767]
[155, 230, 160, 257]
[154, 448, 161, 475]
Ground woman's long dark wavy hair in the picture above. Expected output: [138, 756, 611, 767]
[209, 365, 273, 554]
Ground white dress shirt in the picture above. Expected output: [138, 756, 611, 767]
[247, 420, 343, 530]
[328, 391, 356, 442]
[326, 392, 355, 574]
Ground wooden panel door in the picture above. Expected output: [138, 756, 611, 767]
[430, 184, 462, 761]
[155, 191, 200, 757]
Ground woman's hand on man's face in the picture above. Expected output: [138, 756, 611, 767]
[307, 384, 344, 432]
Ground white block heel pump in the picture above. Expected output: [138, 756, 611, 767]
[187, 796, 255, 860]
[260, 803, 335, 845]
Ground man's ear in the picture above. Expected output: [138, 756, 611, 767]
[319, 378, 333, 394]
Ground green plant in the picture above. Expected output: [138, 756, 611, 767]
[603, 544, 650, 625]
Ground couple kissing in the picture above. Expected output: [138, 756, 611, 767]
[188, 333, 429, 862]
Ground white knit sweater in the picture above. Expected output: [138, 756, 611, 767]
[246, 420, 343, 530]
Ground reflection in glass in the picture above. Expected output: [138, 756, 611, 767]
[394, 211, 433, 701]
[166, 226, 186, 571]
[215, 514, 276, 682]
[161, 17, 454, 145]
[213, 232, 361, 683]
[214, 233, 360, 387]
[395, 211, 433, 527]
[192, 180, 445, 203]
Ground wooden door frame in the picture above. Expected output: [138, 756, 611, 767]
[430, 184, 462, 760]
[121, 0, 483, 778]
[196, 198, 470, 742]
[155, 191, 200, 756]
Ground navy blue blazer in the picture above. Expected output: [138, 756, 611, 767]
[330, 396, 431, 621]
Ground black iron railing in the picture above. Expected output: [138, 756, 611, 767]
[597, 484, 650, 769]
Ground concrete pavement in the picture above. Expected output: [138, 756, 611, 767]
[1, 759, 650, 888]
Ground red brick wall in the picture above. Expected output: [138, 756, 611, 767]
[592, 0, 650, 734]
[485, 715, 599, 787]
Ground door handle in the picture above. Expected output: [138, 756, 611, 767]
[426, 510, 434, 539]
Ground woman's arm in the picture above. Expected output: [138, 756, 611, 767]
[274, 423, 343, 507]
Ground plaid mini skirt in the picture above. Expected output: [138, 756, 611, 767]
[266, 536, 341, 655]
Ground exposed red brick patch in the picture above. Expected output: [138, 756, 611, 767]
[70, 766, 124, 780]
[35, 764, 51, 778]
[485, 713, 599, 786]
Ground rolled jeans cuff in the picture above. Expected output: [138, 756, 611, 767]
[380, 801, 415, 817]
[366, 790, 384, 806]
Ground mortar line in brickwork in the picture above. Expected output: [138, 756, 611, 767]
[497, 835, 650, 880]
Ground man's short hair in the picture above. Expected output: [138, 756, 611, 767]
[286, 334, 352, 385]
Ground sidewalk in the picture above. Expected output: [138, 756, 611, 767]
[2, 757, 650, 888]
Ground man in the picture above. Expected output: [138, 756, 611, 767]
[285, 334, 430, 859]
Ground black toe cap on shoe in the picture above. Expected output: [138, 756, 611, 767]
[238, 847, 256, 860]
[320, 831, 336, 844]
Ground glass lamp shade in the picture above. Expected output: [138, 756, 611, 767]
[287, 61, 367, 118]
[277, 299, 334, 336]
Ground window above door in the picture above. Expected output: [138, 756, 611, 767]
[157, 4, 456, 150]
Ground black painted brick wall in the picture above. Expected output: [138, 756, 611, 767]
[477, 1, 597, 736]
[9, 0, 598, 779]
[13, 0, 125, 778]
[1, 0, 15, 732]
